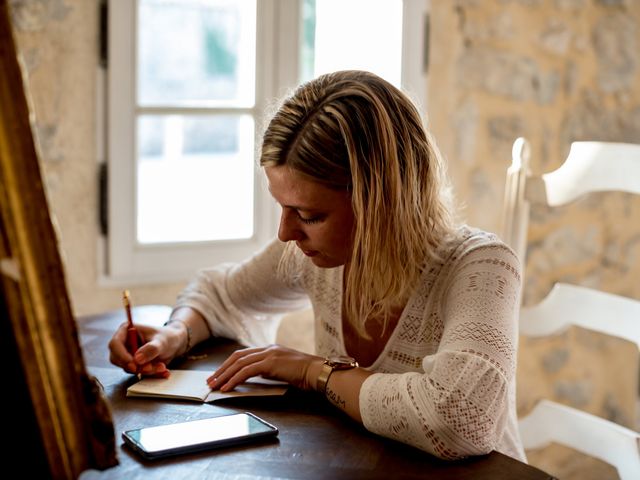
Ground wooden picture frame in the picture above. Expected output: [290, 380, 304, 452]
[0, 2, 117, 477]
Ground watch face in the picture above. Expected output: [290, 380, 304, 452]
[327, 355, 358, 368]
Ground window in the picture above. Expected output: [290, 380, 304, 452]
[299, 0, 428, 108]
[135, 0, 257, 244]
[104, 0, 429, 283]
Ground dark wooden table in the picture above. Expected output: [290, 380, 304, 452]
[78, 306, 555, 479]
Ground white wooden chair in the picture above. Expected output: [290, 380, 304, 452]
[519, 400, 640, 480]
[502, 137, 640, 480]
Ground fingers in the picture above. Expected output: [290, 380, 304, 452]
[108, 352, 138, 374]
[208, 348, 273, 391]
[108, 322, 134, 370]
[127, 339, 170, 378]
[217, 362, 268, 392]
[149, 368, 171, 379]
[138, 361, 169, 377]
[207, 345, 320, 392]
[108, 322, 167, 376]
[132, 341, 161, 365]
[210, 346, 265, 379]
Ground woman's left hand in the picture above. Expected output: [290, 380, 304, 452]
[207, 345, 323, 392]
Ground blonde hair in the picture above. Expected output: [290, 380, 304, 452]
[261, 70, 455, 335]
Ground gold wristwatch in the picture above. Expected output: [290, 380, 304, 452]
[316, 355, 358, 394]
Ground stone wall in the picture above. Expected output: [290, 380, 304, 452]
[9, 0, 185, 315]
[428, 1, 640, 478]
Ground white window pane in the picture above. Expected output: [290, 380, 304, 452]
[299, 0, 316, 83]
[136, 114, 254, 244]
[137, 0, 256, 107]
[311, 0, 403, 87]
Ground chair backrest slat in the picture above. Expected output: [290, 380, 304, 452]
[519, 400, 640, 480]
[542, 142, 640, 206]
[520, 283, 640, 348]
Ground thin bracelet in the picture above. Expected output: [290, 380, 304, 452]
[163, 319, 192, 357]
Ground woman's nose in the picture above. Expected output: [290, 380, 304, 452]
[278, 210, 304, 242]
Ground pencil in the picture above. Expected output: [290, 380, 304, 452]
[122, 290, 142, 379]
[123, 289, 134, 328]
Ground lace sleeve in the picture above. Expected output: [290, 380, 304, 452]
[174, 239, 310, 346]
[359, 242, 521, 460]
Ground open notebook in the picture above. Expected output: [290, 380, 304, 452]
[126, 369, 289, 403]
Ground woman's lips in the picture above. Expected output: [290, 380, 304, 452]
[297, 244, 318, 257]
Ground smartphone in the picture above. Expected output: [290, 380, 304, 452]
[122, 411, 278, 460]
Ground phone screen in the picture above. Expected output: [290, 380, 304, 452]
[122, 412, 278, 459]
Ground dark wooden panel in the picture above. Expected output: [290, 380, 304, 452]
[0, 1, 117, 477]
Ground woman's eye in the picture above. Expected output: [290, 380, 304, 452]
[298, 213, 322, 224]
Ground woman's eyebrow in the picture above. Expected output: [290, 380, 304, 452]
[267, 188, 317, 212]
[286, 205, 317, 213]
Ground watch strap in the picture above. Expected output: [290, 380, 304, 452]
[316, 362, 334, 394]
[316, 357, 358, 394]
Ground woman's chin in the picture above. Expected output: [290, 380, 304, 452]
[309, 256, 342, 269]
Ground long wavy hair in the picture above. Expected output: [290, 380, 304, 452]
[261, 70, 455, 335]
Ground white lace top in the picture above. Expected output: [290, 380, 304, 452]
[175, 226, 526, 461]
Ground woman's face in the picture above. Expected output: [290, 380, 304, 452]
[265, 165, 355, 268]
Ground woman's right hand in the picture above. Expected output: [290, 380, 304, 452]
[108, 321, 188, 377]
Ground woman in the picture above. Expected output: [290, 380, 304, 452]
[109, 70, 525, 461]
